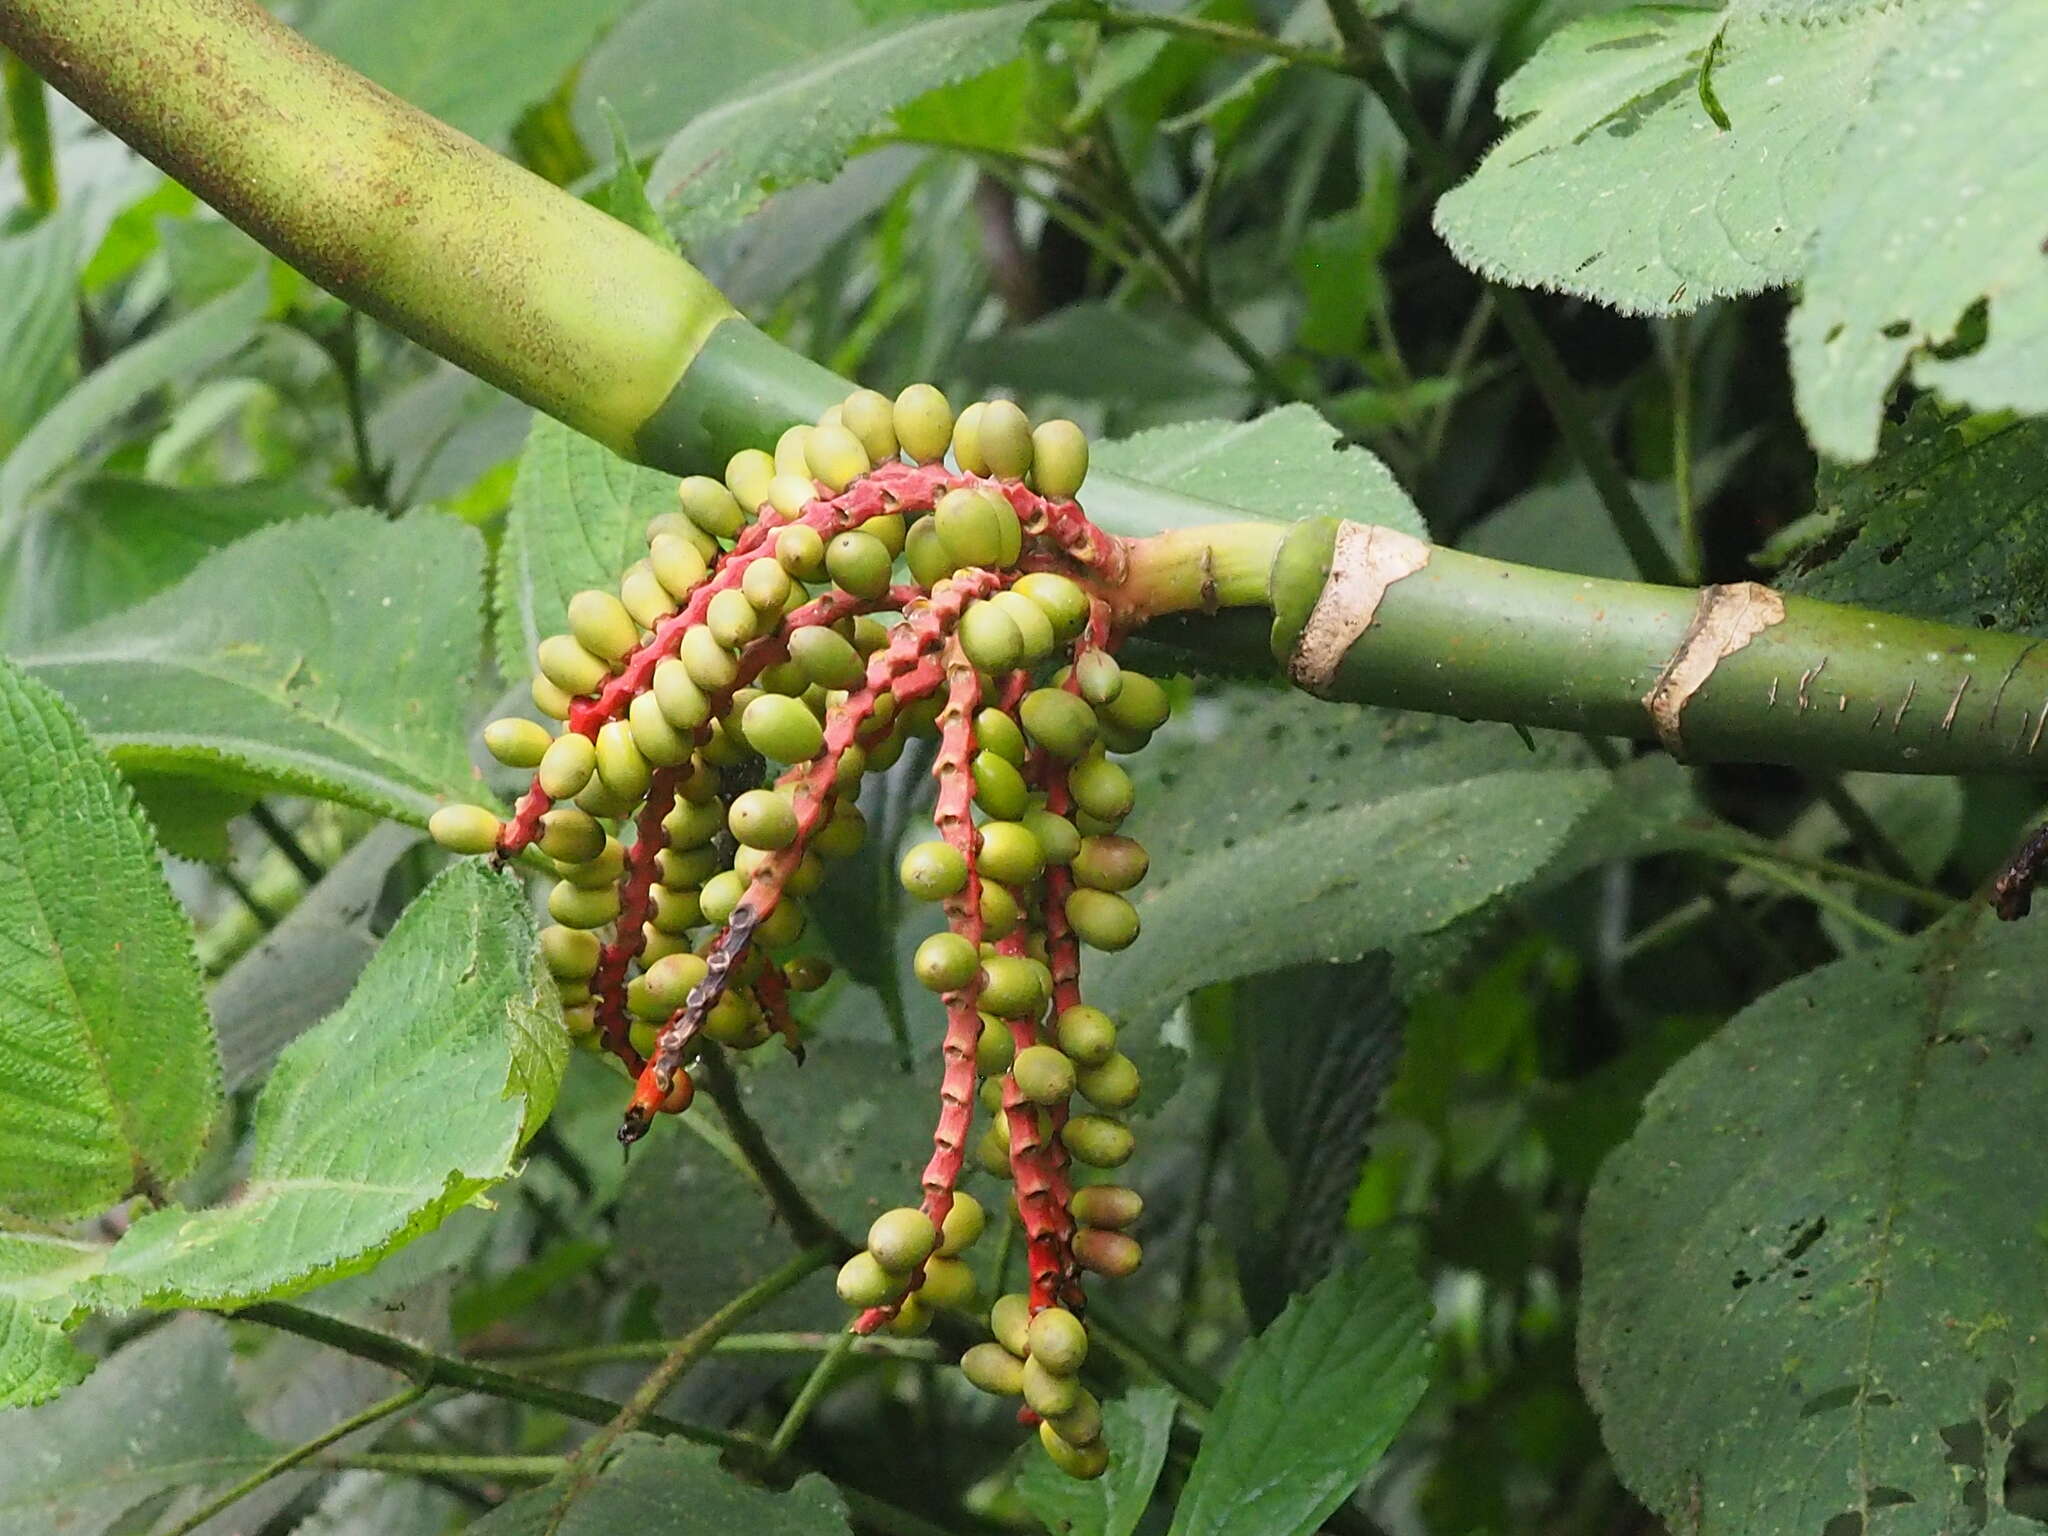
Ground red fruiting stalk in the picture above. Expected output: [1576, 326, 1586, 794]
[589, 764, 681, 1072]
[989, 479, 1126, 580]
[996, 930, 1079, 1314]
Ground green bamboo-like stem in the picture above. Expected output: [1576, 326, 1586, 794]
[13, 0, 2048, 778]
[3, 46, 58, 216]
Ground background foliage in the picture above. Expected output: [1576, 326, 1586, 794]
[3, 0, 2047, 1533]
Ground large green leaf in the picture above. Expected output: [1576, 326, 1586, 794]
[0, 1228, 103, 1409]
[646, 3, 1048, 241]
[0, 1317, 276, 1535]
[1014, 1387, 1177, 1536]
[1780, 404, 2048, 637]
[470, 1438, 851, 1535]
[81, 861, 563, 1311]
[0, 475, 329, 647]
[19, 509, 486, 823]
[1168, 1244, 1433, 1536]
[1581, 912, 2048, 1534]
[1788, 5, 2048, 460]
[298, 0, 639, 146]
[0, 216, 79, 456]
[0, 659, 219, 1220]
[1092, 405, 1424, 536]
[1091, 692, 1605, 1032]
[1434, 4, 1922, 317]
[495, 416, 681, 686]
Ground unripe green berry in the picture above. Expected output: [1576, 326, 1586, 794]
[1077, 1051, 1141, 1110]
[703, 991, 757, 1044]
[826, 530, 891, 598]
[971, 751, 1030, 821]
[939, 1192, 986, 1256]
[576, 778, 637, 819]
[595, 719, 652, 800]
[1075, 649, 1122, 706]
[1013, 571, 1090, 643]
[650, 533, 709, 599]
[644, 952, 710, 1013]
[885, 1295, 931, 1338]
[537, 807, 605, 864]
[958, 601, 1023, 673]
[837, 1251, 903, 1308]
[699, 870, 747, 926]
[620, 562, 675, 629]
[677, 625, 735, 692]
[976, 821, 1045, 885]
[568, 589, 638, 664]
[540, 924, 600, 980]
[867, 1207, 937, 1272]
[990, 589, 1052, 659]
[917, 1256, 977, 1311]
[628, 690, 694, 766]
[765, 473, 814, 518]
[665, 795, 723, 849]
[990, 1293, 1032, 1357]
[1048, 1390, 1103, 1449]
[976, 708, 1027, 765]
[741, 555, 792, 616]
[863, 512, 908, 558]
[804, 423, 871, 492]
[548, 880, 620, 929]
[979, 1076, 1005, 1113]
[1031, 419, 1089, 499]
[784, 954, 832, 991]
[1073, 835, 1148, 892]
[531, 674, 573, 721]
[1039, 1420, 1108, 1480]
[1104, 670, 1171, 732]
[976, 1015, 1014, 1075]
[840, 388, 899, 464]
[1013, 1043, 1076, 1105]
[741, 693, 825, 764]
[900, 840, 968, 901]
[1021, 688, 1098, 758]
[977, 399, 1033, 479]
[1069, 1184, 1143, 1229]
[849, 615, 889, 655]
[1069, 757, 1134, 823]
[960, 1342, 1025, 1396]
[1027, 1306, 1088, 1374]
[561, 835, 627, 889]
[649, 884, 702, 934]
[978, 955, 1047, 1018]
[904, 517, 955, 590]
[774, 522, 826, 580]
[562, 1003, 598, 1042]
[648, 510, 717, 561]
[538, 733, 597, 798]
[628, 1019, 659, 1058]
[680, 475, 746, 538]
[772, 423, 812, 479]
[1068, 888, 1140, 951]
[758, 897, 806, 949]
[1075, 1228, 1142, 1278]
[1063, 1114, 1133, 1167]
[914, 931, 979, 993]
[977, 1120, 1012, 1177]
[640, 927, 690, 965]
[730, 788, 798, 850]
[484, 717, 551, 768]
[706, 587, 759, 649]
[1022, 1356, 1079, 1417]
[698, 716, 749, 769]
[894, 383, 954, 464]
[1022, 810, 1079, 867]
[725, 449, 776, 515]
[933, 487, 1017, 570]
[951, 401, 988, 475]
[537, 634, 609, 697]
[790, 625, 864, 690]
[428, 804, 500, 855]
[811, 799, 866, 860]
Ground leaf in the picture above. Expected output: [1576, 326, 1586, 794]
[0, 270, 265, 538]
[210, 822, 424, 1091]
[0, 658, 220, 1220]
[0, 1228, 104, 1409]
[1788, 4, 2048, 460]
[495, 415, 682, 687]
[0, 1317, 277, 1536]
[1580, 912, 2048, 1534]
[646, 3, 1048, 242]
[470, 1438, 852, 1535]
[19, 509, 487, 824]
[0, 475, 330, 647]
[1091, 405, 1424, 537]
[957, 302, 1250, 413]
[0, 215, 79, 456]
[81, 861, 563, 1311]
[1434, 5, 1922, 316]
[1014, 1387, 1177, 1536]
[1090, 691, 1605, 1033]
[298, 0, 639, 146]
[1780, 403, 2048, 637]
[1168, 1244, 1433, 1536]
[592, 105, 680, 255]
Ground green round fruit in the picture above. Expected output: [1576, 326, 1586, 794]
[1021, 688, 1098, 758]
[484, 716, 552, 768]
[990, 1292, 1032, 1357]
[765, 473, 813, 518]
[826, 530, 892, 598]
[537, 634, 609, 697]
[548, 880, 620, 929]
[976, 707, 1027, 765]
[648, 510, 716, 561]
[537, 733, 597, 799]
[561, 836, 626, 889]
[992, 594, 1054, 664]
[649, 533, 708, 599]
[977, 399, 1033, 479]
[741, 555, 793, 617]
[790, 625, 864, 690]
[867, 1207, 937, 1272]
[1027, 1306, 1088, 1374]
[531, 674, 573, 721]
[429, 804, 500, 855]
[971, 751, 1030, 821]
[805, 423, 871, 492]
[976, 1015, 1014, 1075]
[628, 1019, 659, 1058]
[1022, 1356, 1078, 1417]
[933, 488, 1019, 570]
[811, 799, 866, 860]
[628, 690, 693, 767]
[730, 788, 798, 850]
[864, 512, 907, 557]
[836, 1251, 903, 1308]
[1048, 1390, 1103, 1450]
[1012, 1043, 1076, 1105]
[904, 517, 955, 590]
[1069, 757, 1134, 823]
[1073, 835, 1148, 892]
[575, 777, 637, 819]
[757, 897, 806, 949]
[697, 870, 746, 926]
[1077, 1052, 1141, 1110]
[538, 807, 605, 864]
[568, 589, 638, 664]
[665, 795, 723, 849]
[680, 625, 738, 691]
[540, 924, 600, 979]
[1022, 810, 1080, 867]
[775, 522, 827, 579]
[1104, 670, 1171, 732]
[784, 954, 832, 991]
[939, 1192, 985, 1256]
[1067, 888, 1139, 951]
[1013, 571, 1090, 643]
[914, 931, 980, 993]
[977, 1120, 1012, 1177]
[960, 1342, 1024, 1396]
[649, 884, 702, 934]
[1031, 419, 1089, 499]
[1068, 1184, 1142, 1229]
[840, 388, 899, 464]
[643, 952, 710, 1013]
[741, 693, 825, 764]
[958, 601, 1023, 673]
[595, 719, 653, 800]
[703, 991, 756, 1044]
[894, 382, 954, 464]
[773, 424, 813, 479]
[1062, 1114, 1134, 1167]
[620, 562, 676, 629]
[706, 587, 759, 649]
[951, 401, 988, 474]
[976, 821, 1045, 885]
[917, 1255, 977, 1310]
[900, 840, 968, 901]
[978, 955, 1048, 1018]
[980, 880, 1022, 939]
[1038, 1420, 1108, 1480]
[1075, 1228, 1142, 1278]
[679, 474, 746, 537]
[1075, 649, 1122, 706]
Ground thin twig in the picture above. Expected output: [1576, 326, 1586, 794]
[249, 801, 326, 884]
[769, 1327, 858, 1463]
[1814, 778, 1921, 887]
[479, 1330, 942, 1372]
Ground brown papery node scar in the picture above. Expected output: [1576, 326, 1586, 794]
[430, 385, 1170, 1479]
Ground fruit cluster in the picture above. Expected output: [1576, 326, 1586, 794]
[430, 385, 1166, 1478]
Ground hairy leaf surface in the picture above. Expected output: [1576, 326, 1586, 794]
[0, 1228, 102, 1409]
[1015, 1387, 1177, 1536]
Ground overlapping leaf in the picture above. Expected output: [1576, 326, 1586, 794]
[0, 215, 78, 456]
[0, 659, 219, 1220]
[471, 1439, 851, 1535]
[82, 861, 562, 1311]
[19, 509, 486, 823]
[0, 1229, 103, 1409]
[1581, 912, 2048, 1534]
[1015, 1387, 1177, 1536]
